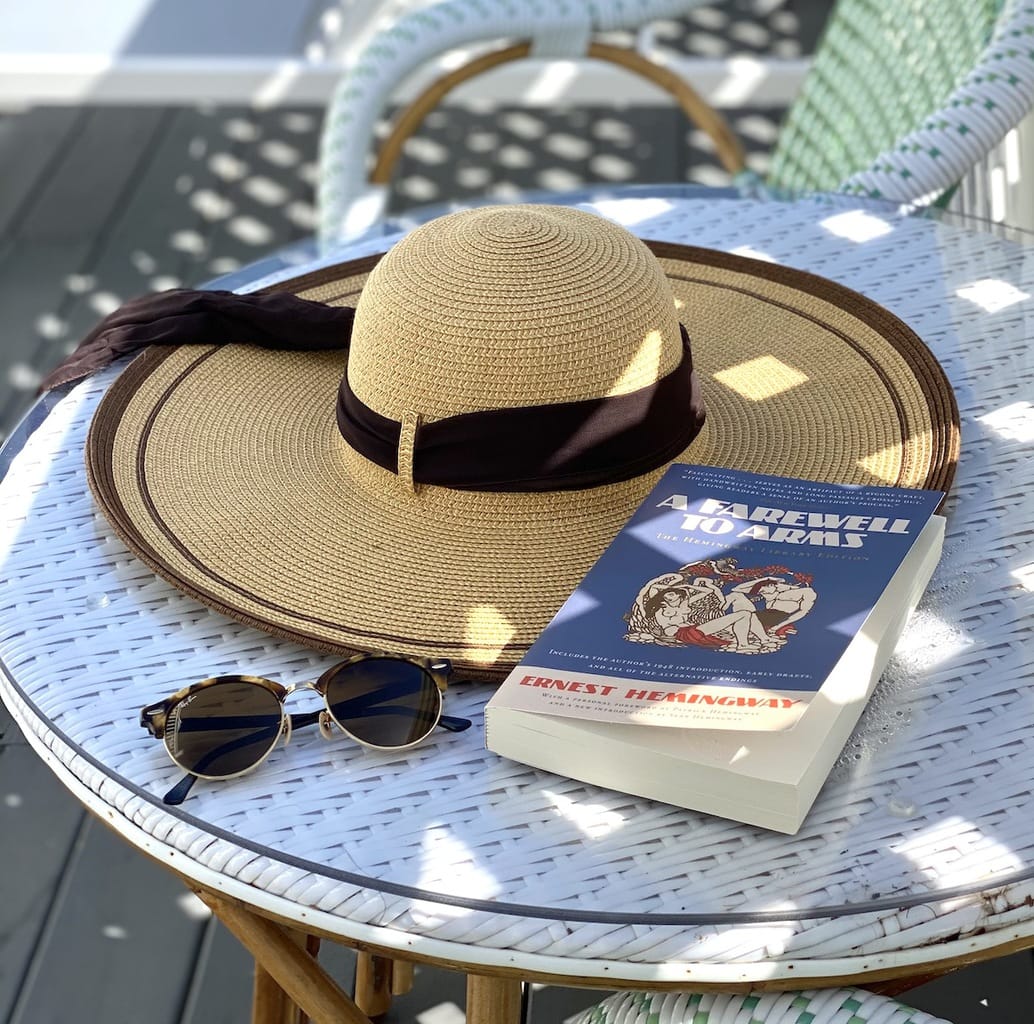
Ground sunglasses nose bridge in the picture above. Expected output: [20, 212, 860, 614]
[282, 680, 320, 697]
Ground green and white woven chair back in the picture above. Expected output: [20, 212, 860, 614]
[569, 987, 954, 1023]
[767, 0, 1034, 202]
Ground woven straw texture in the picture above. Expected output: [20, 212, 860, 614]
[2, 194, 1033, 986]
[570, 988, 952, 1023]
[84, 205, 955, 674]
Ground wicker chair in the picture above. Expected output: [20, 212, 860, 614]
[567, 987, 954, 1023]
[317, 0, 1034, 247]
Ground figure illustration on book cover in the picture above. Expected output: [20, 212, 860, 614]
[624, 557, 817, 655]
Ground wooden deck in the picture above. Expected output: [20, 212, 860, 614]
[2, 91, 1034, 1022]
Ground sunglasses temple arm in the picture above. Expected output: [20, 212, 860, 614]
[163, 772, 198, 806]
[161, 721, 283, 805]
[289, 709, 323, 730]
[438, 714, 472, 732]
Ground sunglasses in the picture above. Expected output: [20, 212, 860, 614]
[140, 653, 472, 805]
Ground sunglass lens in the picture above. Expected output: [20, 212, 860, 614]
[166, 680, 283, 778]
[324, 658, 440, 747]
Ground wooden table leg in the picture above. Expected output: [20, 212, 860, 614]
[354, 953, 393, 1018]
[391, 959, 414, 996]
[466, 973, 523, 1024]
[253, 961, 298, 1024]
[354, 953, 415, 1018]
[195, 889, 372, 1024]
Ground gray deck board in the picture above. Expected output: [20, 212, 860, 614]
[6, 816, 206, 1024]
[0, 107, 81, 239]
[0, 745, 87, 1022]
[15, 107, 169, 243]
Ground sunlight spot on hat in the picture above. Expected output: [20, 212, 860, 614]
[606, 329, 665, 395]
[978, 400, 1034, 443]
[464, 606, 515, 662]
[854, 444, 909, 484]
[956, 277, 1030, 313]
[713, 355, 807, 400]
[1013, 563, 1034, 591]
[545, 789, 626, 839]
[819, 209, 894, 243]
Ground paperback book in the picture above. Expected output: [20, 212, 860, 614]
[485, 464, 945, 833]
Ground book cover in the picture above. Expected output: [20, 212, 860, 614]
[490, 464, 943, 733]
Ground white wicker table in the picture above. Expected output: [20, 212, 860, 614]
[2, 190, 1033, 1022]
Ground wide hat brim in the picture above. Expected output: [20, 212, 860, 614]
[86, 241, 958, 681]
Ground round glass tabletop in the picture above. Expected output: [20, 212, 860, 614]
[1, 189, 1032, 977]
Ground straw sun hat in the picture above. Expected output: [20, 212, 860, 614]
[86, 205, 958, 680]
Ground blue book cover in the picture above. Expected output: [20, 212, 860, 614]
[493, 464, 942, 732]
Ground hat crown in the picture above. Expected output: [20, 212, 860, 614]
[347, 205, 683, 421]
